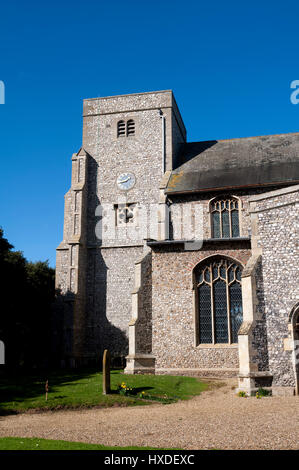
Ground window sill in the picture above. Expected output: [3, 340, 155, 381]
[207, 237, 250, 242]
[147, 237, 251, 247]
[196, 343, 238, 349]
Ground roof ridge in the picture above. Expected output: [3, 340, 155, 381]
[187, 131, 299, 144]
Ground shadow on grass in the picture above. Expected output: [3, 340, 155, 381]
[0, 367, 102, 415]
[0, 408, 19, 416]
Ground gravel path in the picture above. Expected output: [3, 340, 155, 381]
[1, 379, 299, 450]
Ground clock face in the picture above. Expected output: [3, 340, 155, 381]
[116, 172, 136, 191]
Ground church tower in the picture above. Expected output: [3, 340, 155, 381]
[55, 90, 186, 366]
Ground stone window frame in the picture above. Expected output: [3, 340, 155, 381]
[114, 202, 138, 226]
[289, 303, 299, 340]
[288, 303, 299, 395]
[208, 195, 243, 239]
[116, 117, 137, 139]
[192, 254, 244, 348]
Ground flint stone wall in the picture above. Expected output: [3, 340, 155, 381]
[251, 186, 299, 387]
[80, 91, 185, 359]
[151, 243, 251, 374]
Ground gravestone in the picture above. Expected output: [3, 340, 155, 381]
[103, 349, 111, 395]
[45, 380, 49, 401]
[0, 341, 4, 365]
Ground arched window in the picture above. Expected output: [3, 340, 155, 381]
[195, 257, 243, 344]
[210, 197, 240, 238]
[127, 119, 135, 136]
[117, 120, 126, 137]
[289, 303, 299, 394]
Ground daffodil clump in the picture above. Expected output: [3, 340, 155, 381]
[117, 382, 134, 396]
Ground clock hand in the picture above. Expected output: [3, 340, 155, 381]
[119, 176, 131, 183]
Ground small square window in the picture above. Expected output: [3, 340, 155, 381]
[114, 203, 137, 225]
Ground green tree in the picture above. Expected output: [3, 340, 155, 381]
[0, 228, 55, 368]
[25, 261, 55, 366]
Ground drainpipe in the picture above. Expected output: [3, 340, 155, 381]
[159, 109, 165, 174]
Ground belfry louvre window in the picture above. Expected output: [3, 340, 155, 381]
[210, 197, 240, 238]
[117, 120, 126, 137]
[117, 119, 135, 137]
[195, 258, 243, 344]
[127, 119, 135, 136]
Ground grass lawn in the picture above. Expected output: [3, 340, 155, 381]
[0, 437, 174, 451]
[0, 368, 209, 414]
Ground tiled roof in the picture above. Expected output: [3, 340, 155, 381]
[166, 133, 299, 193]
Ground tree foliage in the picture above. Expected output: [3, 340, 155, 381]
[0, 228, 55, 367]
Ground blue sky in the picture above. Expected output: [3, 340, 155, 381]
[0, 0, 298, 266]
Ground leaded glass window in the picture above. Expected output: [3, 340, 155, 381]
[210, 198, 240, 238]
[195, 258, 243, 344]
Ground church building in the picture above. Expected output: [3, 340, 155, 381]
[55, 90, 299, 396]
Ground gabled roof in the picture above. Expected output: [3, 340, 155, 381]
[166, 133, 299, 194]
